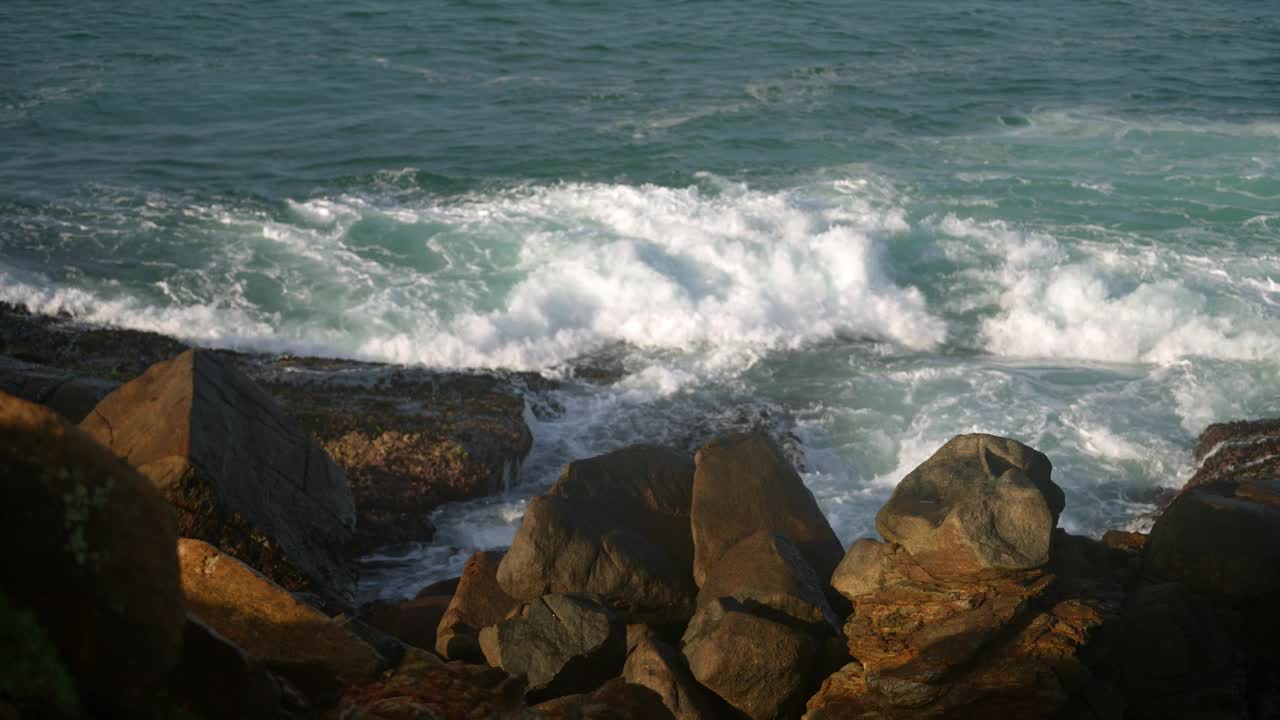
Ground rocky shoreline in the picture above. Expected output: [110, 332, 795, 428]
[2, 305, 1279, 719]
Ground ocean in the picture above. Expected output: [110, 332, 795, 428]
[3, 0, 1278, 597]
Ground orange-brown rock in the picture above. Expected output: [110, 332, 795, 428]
[360, 595, 453, 655]
[81, 349, 357, 604]
[623, 625, 719, 720]
[690, 432, 843, 589]
[337, 648, 526, 720]
[533, 678, 675, 719]
[437, 550, 517, 662]
[1186, 416, 1280, 489]
[1100, 529, 1147, 554]
[0, 392, 185, 717]
[177, 538, 384, 707]
[498, 445, 698, 625]
[696, 530, 839, 633]
[257, 359, 534, 553]
[170, 615, 303, 719]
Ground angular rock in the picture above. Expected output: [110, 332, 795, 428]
[0, 392, 185, 717]
[498, 445, 698, 624]
[177, 539, 384, 707]
[682, 598, 816, 720]
[1188, 417, 1280, 489]
[1146, 478, 1280, 601]
[697, 530, 840, 633]
[875, 433, 1063, 578]
[691, 432, 843, 589]
[437, 550, 517, 662]
[359, 595, 452, 655]
[1100, 529, 1147, 554]
[484, 594, 627, 702]
[0, 355, 118, 423]
[533, 678, 676, 719]
[80, 349, 357, 604]
[255, 358, 534, 553]
[171, 615, 301, 719]
[337, 648, 526, 720]
[623, 625, 719, 720]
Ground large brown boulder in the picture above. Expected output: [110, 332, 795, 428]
[682, 598, 816, 720]
[358, 595, 452, 655]
[480, 593, 627, 702]
[875, 433, 1063, 579]
[436, 550, 517, 662]
[254, 358, 534, 553]
[0, 392, 185, 717]
[1145, 477, 1280, 601]
[80, 349, 358, 604]
[177, 539, 384, 707]
[697, 530, 840, 632]
[623, 625, 719, 720]
[690, 432, 843, 589]
[498, 445, 698, 624]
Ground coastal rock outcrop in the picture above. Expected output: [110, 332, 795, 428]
[338, 648, 525, 720]
[0, 392, 186, 717]
[1185, 416, 1280, 489]
[436, 550, 517, 662]
[177, 539, 384, 707]
[80, 349, 358, 604]
[258, 360, 534, 553]
[691, 432, 844, 589]
[875, 433, 1063, 578]
[497, 445, 698, 624]
[480, 593, 627, 702]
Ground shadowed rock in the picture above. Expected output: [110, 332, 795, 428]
[690, 432, 843, 589]
[623, 625, 719, 720]
[697, 530, 841, 633]
[682, 598, 816, 720]
[498, 445, 698, 624]
[177, 539, 384, 708]
[80, 349, 357, 604]
[481, 594, 627, 702]
[875, 433, 1062, 578]
[436, 550, 517, 662]
[0, 355, 117, 423]
[0, 392, 185, 717]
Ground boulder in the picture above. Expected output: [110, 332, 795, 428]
[1145, 478, 1280, 600]
[498, 445, 698, 624]
[359, 595, 452, 654]
[623, 625, 719, 720]
[690, 432, 843, 589]
[697, 530, 840, 633]
[255, 359, 534, 553]
[533, 678, 675, 719]
[177, 539, 384, 707]
[682, 598, 816, 720]
[80, 349, 357, 604]
[0, 392, 185, 717]
[0, 355, 117, 423]
[875, 433, 1063, 578]
[337, 648, 525, 720]
[170, 615, 302, 719]
[437, 550, 517, 662]
[482, 594, 627, 702]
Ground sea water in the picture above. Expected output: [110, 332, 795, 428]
[2, 0, 1278, 598]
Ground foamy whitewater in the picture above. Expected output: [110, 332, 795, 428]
[3, 0, 1278, 598]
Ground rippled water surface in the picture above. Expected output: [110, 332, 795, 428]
[3, 0, 1278, 597]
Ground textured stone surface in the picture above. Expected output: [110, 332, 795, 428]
[697, 530, 840, 632]
[532, 678, 675, 719]
[81, 349, 358, 604]
[338, 648, 526, 720]
[1188, 417, 1280, 489]
[484, 594, 627, 702]
[0, 392, 185, 717]
[436, 550, 517, 662]
[0, 355, 117, 423]
[623, 625, 719, 720]
[359, 595, 452, 655]
[498, 445, 698, 624]
[170, 615, 300, 719]
[875, 433, 1062, 578]
[691, 432, 844, 589]
[177, 538, 384, 705]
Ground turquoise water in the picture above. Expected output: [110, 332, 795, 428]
[4, 0, 1279, 595]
